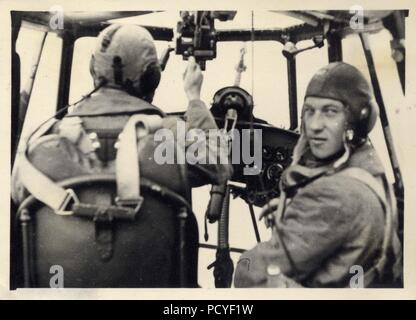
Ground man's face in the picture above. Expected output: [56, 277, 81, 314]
[303, 96, 347, 160]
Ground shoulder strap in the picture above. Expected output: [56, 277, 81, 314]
[13, 118, 67, 211]
[339, 167, 396, 286]
[17, 137, 78, 214]
[16, 114, 162, 216]
[115, 114, 163, 206]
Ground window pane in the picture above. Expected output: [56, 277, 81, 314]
[343, 31, 405, 183]
[16, 26, 61, 140]
[69, 37, 95, 103]
[70, 38, 290, 128]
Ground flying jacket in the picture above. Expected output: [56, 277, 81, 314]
[12, 87, 233, 204]
[234, 142, 402, 288]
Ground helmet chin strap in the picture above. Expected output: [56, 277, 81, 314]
[333, 132, 352, 169]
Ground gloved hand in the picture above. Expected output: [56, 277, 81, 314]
[183, 56, 203, 101]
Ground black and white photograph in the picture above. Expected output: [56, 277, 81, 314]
[1, 0, 416, 300]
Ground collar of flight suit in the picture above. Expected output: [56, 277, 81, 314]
[67, 87, 166, 118]
[281, 141, 386, 193]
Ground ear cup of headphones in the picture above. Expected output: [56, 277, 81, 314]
[349, 100, 379, 145]
[353, 104, 370, 140]
[115, 62, 161, 101]
[366, 99, 379, 134]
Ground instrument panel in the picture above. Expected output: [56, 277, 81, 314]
[213, 118, 299, 207]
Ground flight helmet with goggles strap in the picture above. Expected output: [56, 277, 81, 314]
[89, 24, 161, 102]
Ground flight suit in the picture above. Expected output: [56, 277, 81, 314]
[12, 87, 233, 204]
[234, 142, 402, 288]
[11, 86, 233, 287]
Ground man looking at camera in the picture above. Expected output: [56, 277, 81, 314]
[234, 62, 402, 288]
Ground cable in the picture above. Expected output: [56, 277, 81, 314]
[247, 10, 300, 279]
[248, 203, 261, 243]
[25, 79, 107, 144]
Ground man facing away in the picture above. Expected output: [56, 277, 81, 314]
[12, 23, 232, 203]
[10, 24, 232, 288]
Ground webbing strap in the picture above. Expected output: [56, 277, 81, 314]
[18, 114, 162, 215]
[115, 114, 163, 204]
[18, 135, 77, 215]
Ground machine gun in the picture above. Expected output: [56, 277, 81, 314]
[175, 11, 236, 70]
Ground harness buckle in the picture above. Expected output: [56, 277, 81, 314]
[56, 188, 79, 216]
[115, 196, 144, 216]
